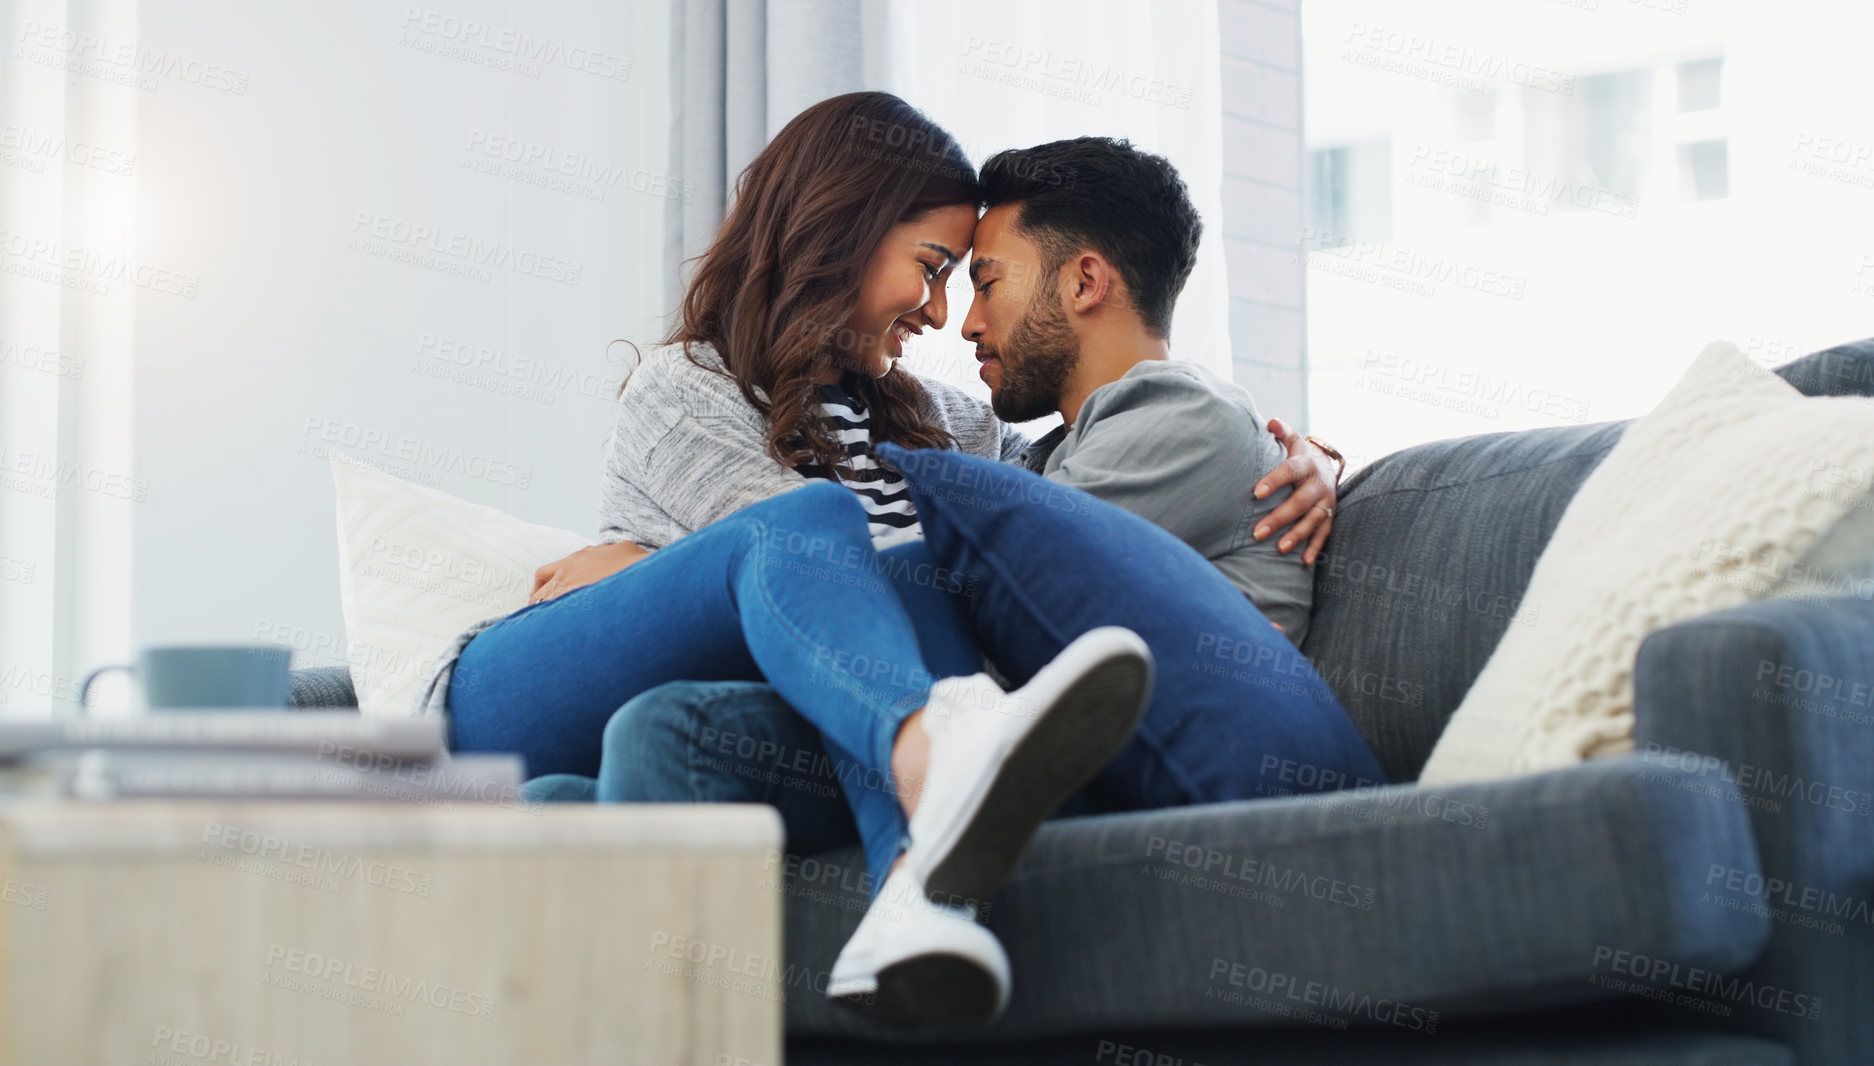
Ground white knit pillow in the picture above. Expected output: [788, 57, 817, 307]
[1419, 342, 1874, 784]
[329, 453, 591, 717]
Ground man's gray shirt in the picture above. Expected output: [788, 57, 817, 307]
[1021, 359, 1313, 645]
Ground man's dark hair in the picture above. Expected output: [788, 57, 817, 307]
[979, 137, 1202, 338]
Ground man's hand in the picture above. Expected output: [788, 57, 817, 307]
[1250, 416, 1340, 566]
[530, 540, 654, 604]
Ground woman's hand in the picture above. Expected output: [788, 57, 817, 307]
[530, 540, 655, 604]
[1250, 417, 1340, 567]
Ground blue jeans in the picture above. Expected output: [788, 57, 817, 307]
[524, 679, 1102, 895]
[533, 681, 865, 853]
[449, 481, 983, 891]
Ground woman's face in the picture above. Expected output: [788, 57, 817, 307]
[834, 203, 978, 379]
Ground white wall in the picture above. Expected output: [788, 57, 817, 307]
[1, 0, 672, 709]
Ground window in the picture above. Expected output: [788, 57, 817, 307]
[1305, 142, 1392, 249]
[1679, 139, 1730, 200]
[1677, 57, 1723, 113]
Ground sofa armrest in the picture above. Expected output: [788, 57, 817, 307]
[1632, 594, 1874, 1066]
[287, 665, 359, 710]
[784, 757, 1768, 1041]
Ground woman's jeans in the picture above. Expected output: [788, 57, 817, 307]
[448, 481, 983, 892]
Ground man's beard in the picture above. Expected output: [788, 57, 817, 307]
[989, 287, 1079, 424]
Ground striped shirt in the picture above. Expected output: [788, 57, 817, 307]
[794, 382, 921, 541]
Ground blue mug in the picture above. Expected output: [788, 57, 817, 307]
[79, 644, 293, 711]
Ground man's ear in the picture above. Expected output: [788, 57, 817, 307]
[1066, 251, 1115, 315]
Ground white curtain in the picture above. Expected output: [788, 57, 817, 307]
[0, 0, 140, 714]
[2, 0, 673, 713]
[877, 0, 1232, 413]
[665, 0, 896, 307]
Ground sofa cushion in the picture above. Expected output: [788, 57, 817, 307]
[327, 453, 591, 716]
[1420, 343, 1874, 784]
[876, 442, 1386, 810]
[782, 758, 1768, 1041]
[1302, 337, 1874, 783]
[286, 665, 359, 709]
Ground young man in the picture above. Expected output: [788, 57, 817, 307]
[965, 135, 1336, 642]
[540, 137, 1349, 1026]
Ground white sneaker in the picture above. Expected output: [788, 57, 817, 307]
[826, 864, 1011, 1027]
[908, 626, 1154, 905]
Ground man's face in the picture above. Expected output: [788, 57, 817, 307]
[961, 205, 1080, 424]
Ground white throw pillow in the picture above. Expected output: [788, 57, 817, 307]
[329, 453, 591, 717]
[1419, 342, 1874, 784]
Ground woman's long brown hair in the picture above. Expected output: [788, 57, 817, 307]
[661, 92, 978, 474]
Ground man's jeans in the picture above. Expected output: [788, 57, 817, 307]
[527, 681, 866, 857]
[522, 680, 1101, 897]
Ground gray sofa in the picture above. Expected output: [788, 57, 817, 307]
[290, 340, 1874, 1066]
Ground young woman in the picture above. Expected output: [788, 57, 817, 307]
[423, 92, 1337, 1026]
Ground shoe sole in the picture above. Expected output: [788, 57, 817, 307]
[831, 952, 1004, 1029]
[920, 631, 1152, 905]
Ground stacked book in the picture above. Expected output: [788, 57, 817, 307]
[0, 712, 524, 806]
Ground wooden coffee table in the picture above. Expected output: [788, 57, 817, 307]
[0, 801, 782, 1065]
